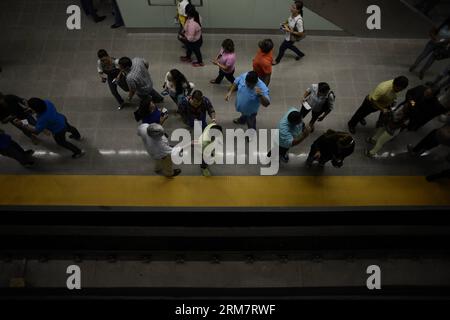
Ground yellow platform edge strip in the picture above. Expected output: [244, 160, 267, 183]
[0, 175, 449, 207]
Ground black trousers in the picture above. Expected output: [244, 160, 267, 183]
[0, 141, 33, 165]
[413, 129, 440, 153]
[53, 119, 82, 155]
[267, 146, 289, 159]
[275, 40, 304, 63]
[80, 0, 99, 17]
[107, 75, 128, 105]
[214, 69, 235, 84]
[300, 105, 321, 124]
[186, 37, 203, 63]
[348, 96, 379, 128]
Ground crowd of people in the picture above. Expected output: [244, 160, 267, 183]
[1, 1, 449, 180]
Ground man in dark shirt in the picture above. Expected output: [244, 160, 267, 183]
[406, 85, 448, 131]
[306, 130, 355, 168]
[0, 92, 38, 143]
[178, 90, 216, 129]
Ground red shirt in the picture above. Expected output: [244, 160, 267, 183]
[253, 49, 273, 77]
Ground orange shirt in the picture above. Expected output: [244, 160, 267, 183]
[253, 49, 273, 77]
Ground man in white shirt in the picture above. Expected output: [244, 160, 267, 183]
[273, 1, 305, 65]
[137, 123, 181, 177]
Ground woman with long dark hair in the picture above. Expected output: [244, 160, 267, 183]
[179, 8, 204, 67]
[163, 69, 193, 106]
[273, 1, 305, 65]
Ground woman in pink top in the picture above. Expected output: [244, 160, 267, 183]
[210, 39, 236, 84]
[179, 8, 204, 67]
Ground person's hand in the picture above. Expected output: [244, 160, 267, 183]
[314, 151, 321, 160]
[225, 92, 232, 102]
[255, 87, 263, 96]
[211, 118, 217, 124]
[304, 125, 312, 136]
[212, 59, 218, 66]
[12, 118, 22, 127]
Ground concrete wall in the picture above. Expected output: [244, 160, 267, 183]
[116, 0, 342, 31]
[303, 0, 433, 38]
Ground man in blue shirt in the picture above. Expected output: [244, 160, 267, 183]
[268, 108, 310, 163]
[14, 98, 84, 158]
[225, 71, 270, 130]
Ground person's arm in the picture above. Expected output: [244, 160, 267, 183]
[143, 59, 149, 69]
[126, 78, 136, 101]
[160, 113, 169, 125]
[12, 119, 40, 135]
[302, 89, 311, 102]
[97, 60, 106, 80]
[206, 99, 216, 121]
[225, 83, 237, 101]
[1, 115, 14, 124]
[292, 125, 311, 146]
[318, 93, 335, 121]
[255, 87, 270, 107]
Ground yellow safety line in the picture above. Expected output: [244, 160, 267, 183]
[0, 175, 449, 207]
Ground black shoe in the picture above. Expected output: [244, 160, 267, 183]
[111, 23, 124, 29]
[409, 65, 416, 73]
[348, 123, 356, 134]
[23, 161, 35, 168]
[69, 135, 83, 141]
[72, 151, 85, 159]
[407, 144, 420, 156]
[171, 169, 181, 177]
[295, 54, 305, 61]
[94, 15, 106, 23]
[360, 119, 367, 126]
[25, 150, 35, 156]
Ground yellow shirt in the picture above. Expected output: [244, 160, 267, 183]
[368, 80, 396, 111]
